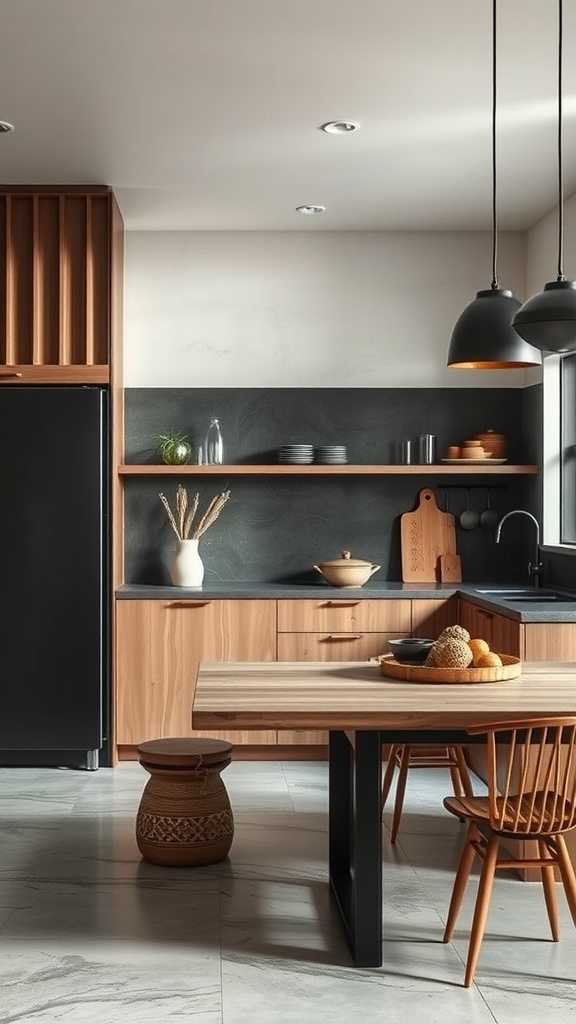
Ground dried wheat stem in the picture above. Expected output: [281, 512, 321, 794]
[194, 494, 219, 538]
[183, 491, 199, 539]
[194, 490, 231, 539]
[177, 484, 188, 539]
[159, 492, 181, 540]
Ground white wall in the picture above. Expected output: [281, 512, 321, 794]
[125, 229, 528, 388]
[526, 193, 576, 293]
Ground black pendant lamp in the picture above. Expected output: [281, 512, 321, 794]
[513, 0, 576, 353]
[448, 1, 541, 369]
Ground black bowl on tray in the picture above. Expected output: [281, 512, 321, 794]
[387, 638, 434, 664]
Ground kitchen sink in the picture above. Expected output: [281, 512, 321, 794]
[475, 588, 576, 603]
[504, 595, 576, 604]
[476, 588, 555, 597]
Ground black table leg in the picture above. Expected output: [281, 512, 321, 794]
[329, 729, 382, 967]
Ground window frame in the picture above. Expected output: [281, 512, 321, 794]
[542, 353, 576, 555]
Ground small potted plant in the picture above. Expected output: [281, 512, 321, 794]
[156, 431, 193, 465]
[159, 485, 231, 587]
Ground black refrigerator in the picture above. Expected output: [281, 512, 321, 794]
[0, 387, 108, 768]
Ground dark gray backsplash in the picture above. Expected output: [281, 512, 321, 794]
[124, 388, 539, 585]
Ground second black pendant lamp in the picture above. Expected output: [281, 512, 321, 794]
[447, 0, 541, 369]
[513, 0, 576, 352]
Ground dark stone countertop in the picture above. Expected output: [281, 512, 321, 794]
[116, 582, 576, 622]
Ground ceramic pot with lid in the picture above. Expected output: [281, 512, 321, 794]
[313, 550, 381, 588]
[474, 429, 507, 459]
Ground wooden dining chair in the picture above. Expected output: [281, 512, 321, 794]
[382, 744, 473, 843]
[443, 717, 576, 987]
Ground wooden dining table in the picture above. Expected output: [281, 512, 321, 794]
[192, 659, 576, 968]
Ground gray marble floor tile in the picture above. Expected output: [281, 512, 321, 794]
[222, 822, 328, 883]
[221, 942, 495, 1024]
[1, 879, 220, 945]
[0, 944, 222, 1023]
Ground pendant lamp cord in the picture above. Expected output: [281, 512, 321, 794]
[557, 0, 565, 281]
[491, 0, 499, 290]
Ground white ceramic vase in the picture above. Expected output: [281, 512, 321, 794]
[171, 539, 205, 588]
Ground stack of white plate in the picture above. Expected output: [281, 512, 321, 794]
[315, 445, 348, 464]
[278, 444, 314, 464]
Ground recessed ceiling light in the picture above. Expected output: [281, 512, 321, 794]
[296, 204, 326, 215]
[319, 120, 360, 134]
[0, 121, 15, 134]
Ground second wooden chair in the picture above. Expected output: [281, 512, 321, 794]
[382, 744, 473, 843]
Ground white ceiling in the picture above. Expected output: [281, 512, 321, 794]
[0, 0, 575, 231]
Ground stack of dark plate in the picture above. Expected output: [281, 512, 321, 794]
[314, 445, 348, 464]
[278, 444, 314, 464]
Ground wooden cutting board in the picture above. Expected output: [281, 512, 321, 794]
[401, 488, 457, 582]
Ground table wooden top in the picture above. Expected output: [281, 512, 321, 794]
[192, 661, 576, 731]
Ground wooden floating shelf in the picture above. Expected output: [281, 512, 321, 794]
[118, 464, 539, 477]
[0, 364, 109, 384]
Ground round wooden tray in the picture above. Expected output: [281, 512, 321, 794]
[378, 652, 521, 684]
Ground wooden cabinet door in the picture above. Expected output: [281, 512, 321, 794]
[116, 599, 276, 746]
[524, 623, 576, 661]
[459, 601, 521, 656]
[491, 612, 522, 657]
[411, 598, 459, 638]
[459, 600, 491, 643]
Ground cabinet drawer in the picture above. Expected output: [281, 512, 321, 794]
[278, 632, 404, 661]
[277, 599, 411, 633]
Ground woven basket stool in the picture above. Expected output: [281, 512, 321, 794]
[136, 738, 234, 866]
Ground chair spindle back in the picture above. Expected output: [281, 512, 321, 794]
[469, 718, 576, 836]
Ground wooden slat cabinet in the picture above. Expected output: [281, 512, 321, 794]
[0, 187, 119, 383]
[116, 599, 276, 747]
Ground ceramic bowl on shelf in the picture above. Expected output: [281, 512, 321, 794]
[461, 445, 488, 459]
[313, 550, 381, 587]
[386, 638, 435, 664]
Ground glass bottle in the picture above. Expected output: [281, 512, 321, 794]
[204, 418, 224, 465]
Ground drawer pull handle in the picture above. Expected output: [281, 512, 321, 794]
[165, 601, 211, 609]
[322, 601, 360, 608]
[325, 633, 363, 641]
[0, 371, 23, 378]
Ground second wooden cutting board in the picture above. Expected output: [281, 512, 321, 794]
[401, 488, 457, 582]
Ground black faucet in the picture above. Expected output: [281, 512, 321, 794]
[495, 510, 543, 588]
